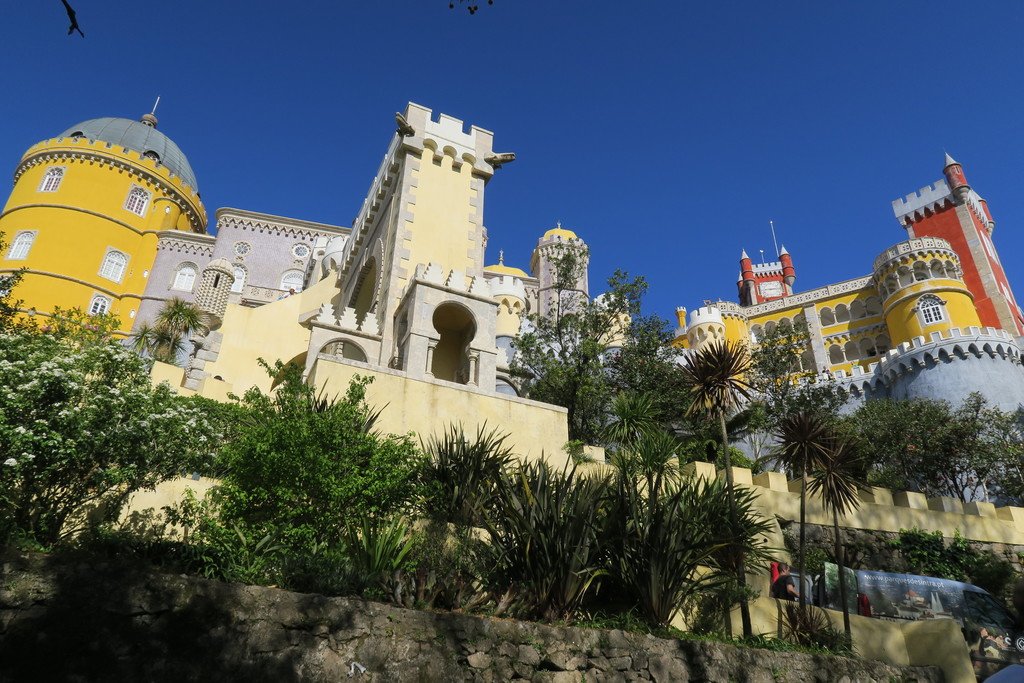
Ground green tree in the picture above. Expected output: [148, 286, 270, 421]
[483, 459, 608, 621]
[773, 411, 832, 610]
[213, 360, 423, 547]
[845, 394, 1022, 502]
[679, 339, 755, 636]
[0, 268, 25, 334]
[806, 435, 864, 642]
[511, 241, 650, 444]
[748, 321, 848, 433]
[606, 314, 689, 425]
[0, 325, 220, 544]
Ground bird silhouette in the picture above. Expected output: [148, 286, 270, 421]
[61, 0, 84, 37]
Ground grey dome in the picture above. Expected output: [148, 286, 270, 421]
[59, 117, 199, 192]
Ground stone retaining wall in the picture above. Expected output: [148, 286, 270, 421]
[0, 549, 942, 683]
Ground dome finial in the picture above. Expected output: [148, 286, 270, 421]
[498, 249, 504, 265]
[141, 96, 160, 128]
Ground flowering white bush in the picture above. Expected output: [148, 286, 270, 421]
[0, 330, 221, 544]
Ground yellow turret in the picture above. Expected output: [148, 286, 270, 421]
[0, 114, 206, 333]
[873, 237, 980, 344]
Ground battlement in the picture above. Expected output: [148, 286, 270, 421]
[681, 461, 1024, 546]
[752, 261, 784, 277]
[404, 102, 495, 165]
[891, 179, 953, 226]
[16, 137, 206, 231]
[872, 236, 955, 273]
[486, 274, 527, 301]
[688, 305, 724, 328]
[408, 262, 494, 299]
[831, 326, 1021, 387]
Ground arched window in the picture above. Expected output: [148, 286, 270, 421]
[828, 344, 845, 365]
[819, 307, 835, 327]
[913, 261, 929, 282]
[124, 185, 151, 216]
[835, 304, 850, 323]
[172, 263, 198, 291]
[930, 259, 945, 279]
[280, 269, 304, 293]
[6, 231, 36, 260]
[231, 265, 246, 293]
[88, 294, 111, 315]
[918, 294, 946, 325]
[859, 337, 876, 358]
[897, 265, 914, 287]
[98, 250, 128, 282]
[850, 300, 866, 320]
[876, 334, 891, 354]
[38, 166, 66, 192]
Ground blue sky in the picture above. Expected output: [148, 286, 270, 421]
[3, 1, 1024, 325]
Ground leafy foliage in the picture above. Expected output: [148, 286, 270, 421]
[747, 321, 848, 431]
[129, 297, 210, 366]
[511, 240, 672, 444]
[0, 324, 220, 545]
[605, 474, 771, 628]
[213, 360, 423, 547]
[888, 528, 1017, 599]
[844, 393, 1024, 502]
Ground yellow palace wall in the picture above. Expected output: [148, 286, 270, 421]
[307, 358, 571, 467]
[195, 276, 339, 395]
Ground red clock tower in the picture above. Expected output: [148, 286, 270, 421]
[737, 247, 795, 306]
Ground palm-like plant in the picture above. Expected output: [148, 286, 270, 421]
[156, 297, 211, 340]
[773, 411, 832, 609]
[421, 423, 514, 527]
[483, 460, 608, 621]
[679, 339, 754, 635]
[807, 435, 864, 642]
[605, 392, 661, 451]
[129, 298, 210, 366]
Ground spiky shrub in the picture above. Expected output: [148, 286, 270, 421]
[605, 474, 771, 628]
[483, 460, 609, 621]
[341, 515, 418, 600]
[420, 424, 514, 527]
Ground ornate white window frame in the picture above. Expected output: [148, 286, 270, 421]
[172, 262, 198, 292]
[917, 293, 947, 326]
[38, 166, 66, 193]
[98, 248, 129, 283]
[6, 231, 37, 260]
[124, 184, 151, 217]
[88, 294, 112, 315]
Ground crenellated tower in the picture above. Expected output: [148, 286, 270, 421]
[891, 154, 1023, 335]
[737, 247, 795, 306]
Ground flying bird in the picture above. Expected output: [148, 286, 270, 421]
[61, 0, 84, 37]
